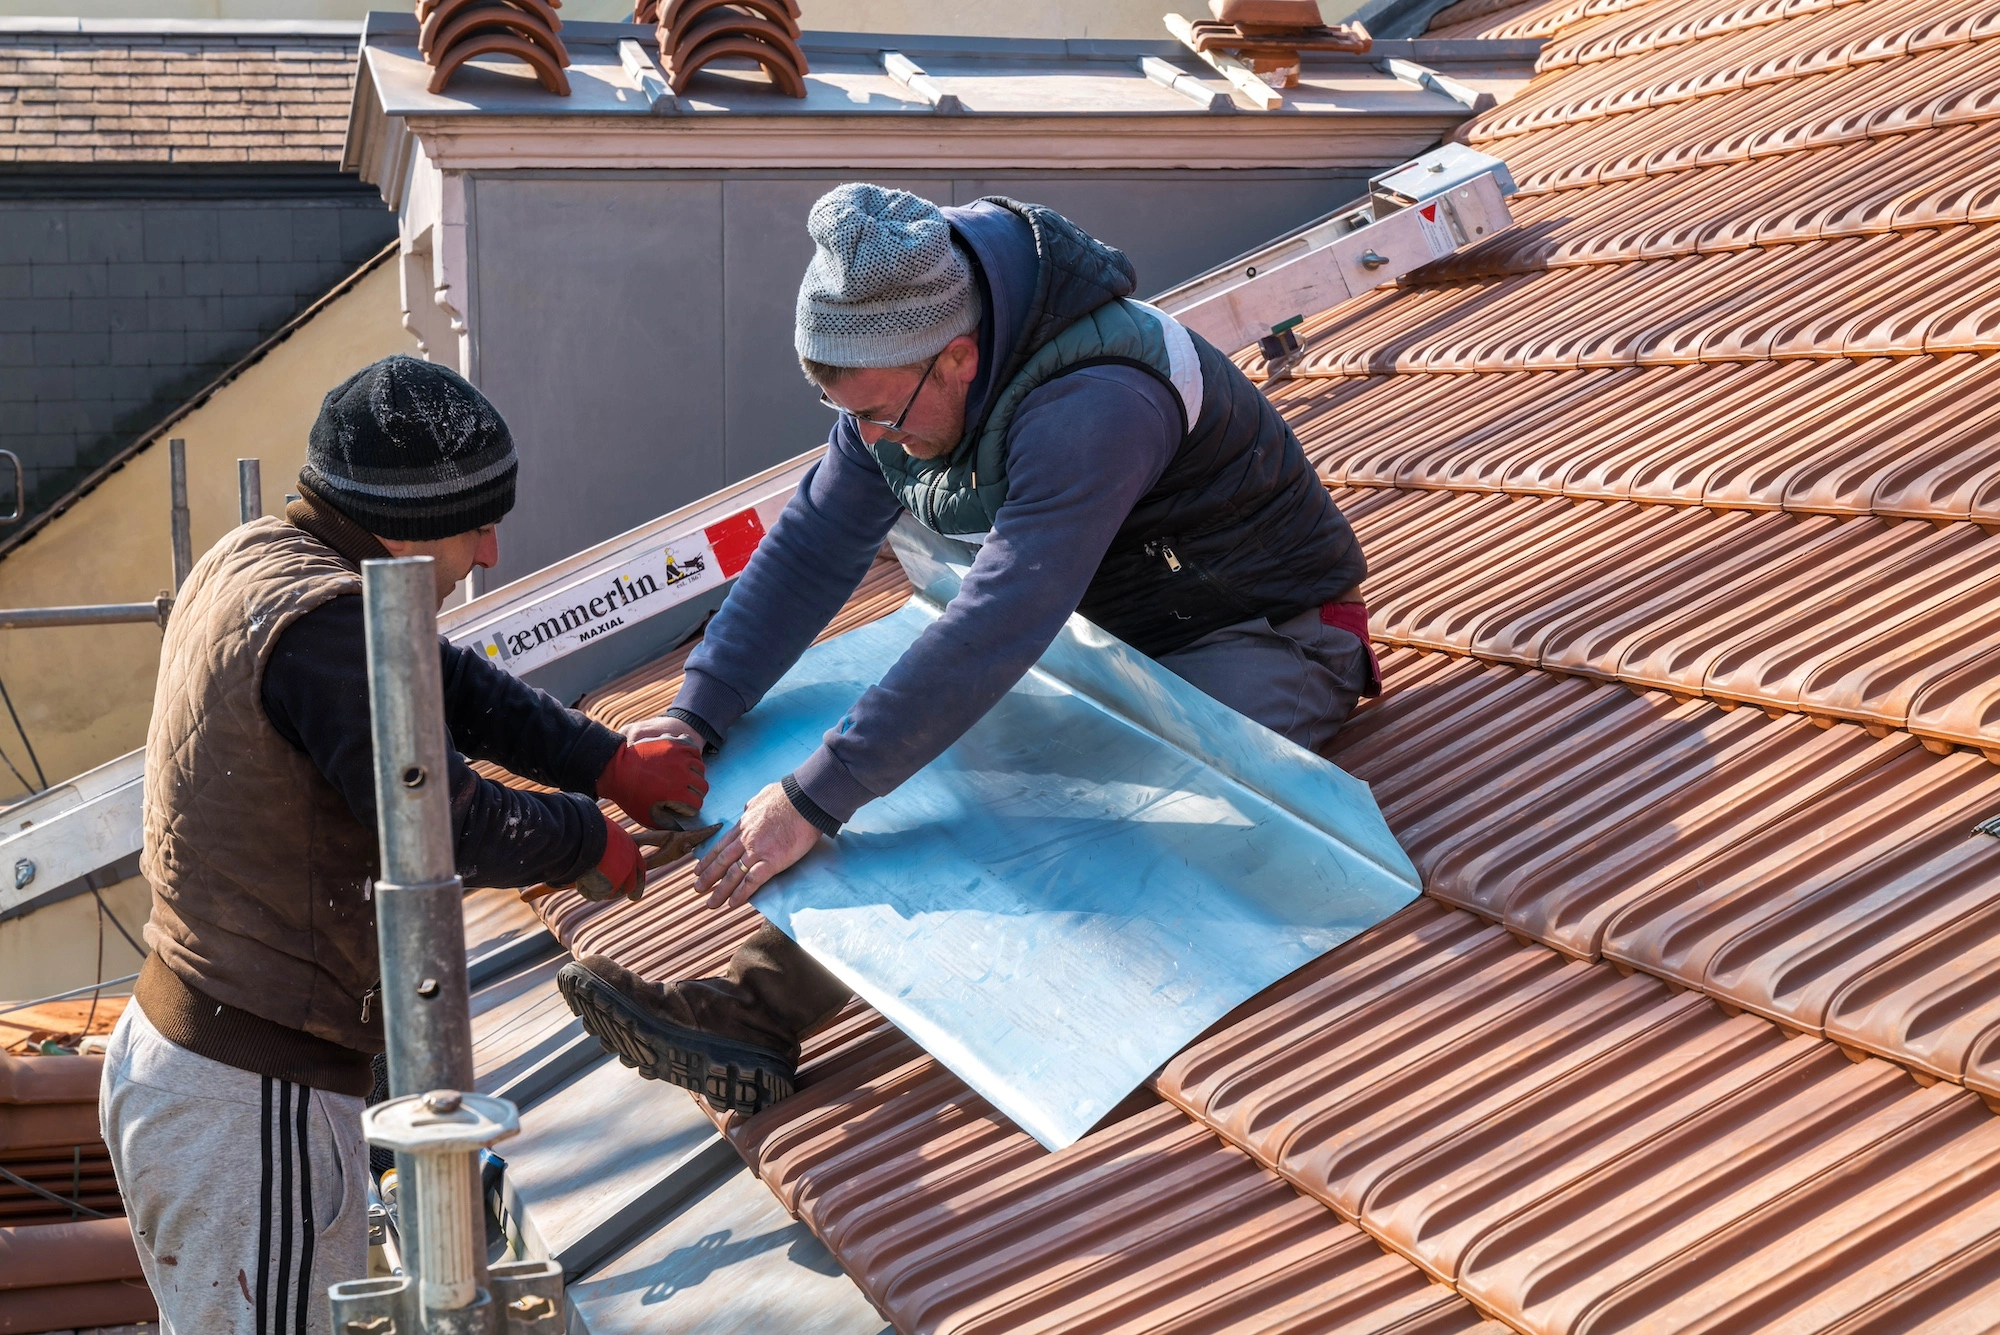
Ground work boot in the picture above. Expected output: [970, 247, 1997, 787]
[557, 923, 853, 1116]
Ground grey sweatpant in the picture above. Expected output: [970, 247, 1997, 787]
[99, 1003, 369, 1335]
[1157, 605, 1374, 753]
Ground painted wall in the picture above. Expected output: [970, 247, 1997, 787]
[0, 2, 1353, 37]
[0, 256, 418, 803]
[469, 167, 1369, 586]
[0, 874, 148, 1005]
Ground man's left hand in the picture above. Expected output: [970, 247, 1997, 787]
[695, 782, 822, 909]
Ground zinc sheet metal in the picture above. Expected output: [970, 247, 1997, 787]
[469, 955, 584, 1097]
[521, 573, 1497, 1334]
[564, 1150, 893, 1335]
[703, 520, 1416, 1149]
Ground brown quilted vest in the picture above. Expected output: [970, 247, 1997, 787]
[141, 517, 385, 1079]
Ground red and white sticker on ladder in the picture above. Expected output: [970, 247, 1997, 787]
[469, 507, 766, 677]
[1416, 202, 1456, 259]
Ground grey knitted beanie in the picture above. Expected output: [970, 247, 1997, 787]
[795, 184, 981, 370]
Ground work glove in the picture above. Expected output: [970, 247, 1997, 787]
[596, 738, 708, 830]
[576, 809, 645, 902]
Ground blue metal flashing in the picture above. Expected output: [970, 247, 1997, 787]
[699, 519, 1419, 1150]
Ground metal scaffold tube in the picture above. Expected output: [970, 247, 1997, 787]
[328, 556, 564, 1335]
[0, 598, 172, 629]
[366, 556, 471, 1098]
[239, 458, 262, 524]
[168, 438, 193, 592]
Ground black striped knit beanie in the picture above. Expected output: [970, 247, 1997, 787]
[303, 354, 517, 540]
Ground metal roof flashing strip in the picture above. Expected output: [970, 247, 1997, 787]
[709, 517, 1418, 1150]
[890, 518, 1418, 883]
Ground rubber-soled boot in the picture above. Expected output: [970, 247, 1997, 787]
[557, 923, 853, 1116]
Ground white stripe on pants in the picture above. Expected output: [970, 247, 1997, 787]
[99, 1004, 368, 1335]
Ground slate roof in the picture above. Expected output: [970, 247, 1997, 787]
[476, 0, 2000, 1327]
[0, 21, 360, 166]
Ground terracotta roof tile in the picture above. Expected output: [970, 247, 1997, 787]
[0, 30, 356, 165]
[465, 1, 2000, 1326]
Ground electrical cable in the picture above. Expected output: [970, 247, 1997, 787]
[0, 671, 44, 791]
[82, 891, 105, 1037]
[90, 886, 145, 959]
[0, 1163, 112, 1220]
[0, 735, 36, 799]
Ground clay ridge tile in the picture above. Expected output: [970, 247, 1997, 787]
[418, 0, 572, 97]
[656, 0, 809, 98]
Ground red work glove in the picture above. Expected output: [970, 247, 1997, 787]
[596, 738, 708, 829]
[574, 810, 645, 903]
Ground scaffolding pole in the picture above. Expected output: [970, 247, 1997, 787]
[328, 556, 563, 1334]
[168, 439, 193, 592]
[238, 458, 262, 525]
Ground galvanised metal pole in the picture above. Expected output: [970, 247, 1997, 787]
[334, 558, 561, 1335]
[363, 556, 471, 1094]
[362, 555, 489, 1333]
[238, 458, 262, 525]
[0, 598, 171, 629]
[167, 440, 193, 592]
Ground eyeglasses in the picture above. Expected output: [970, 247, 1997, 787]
[818, 351, 942, 434]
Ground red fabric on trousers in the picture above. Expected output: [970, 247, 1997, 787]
[1319, 601, 1382, 697]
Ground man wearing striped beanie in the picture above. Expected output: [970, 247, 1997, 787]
[101, 355, 708, 1335]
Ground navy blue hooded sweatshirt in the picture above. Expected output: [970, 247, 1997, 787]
[673, 203, 1225, 825]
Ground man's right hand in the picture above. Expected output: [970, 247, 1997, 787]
[574, 810, 645, 902]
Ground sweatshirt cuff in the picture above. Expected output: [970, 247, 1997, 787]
[663, 708, 722, 755]
[781, 774, 842, 838]
[573, 720, 627, 796]
[790, 744, 877, 828]
[672, 670, 747, 746]
[554, 792, 609, 886]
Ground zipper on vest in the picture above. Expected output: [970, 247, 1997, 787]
[360, 982, 381, 1025]
[1143, 539, 1183, 573]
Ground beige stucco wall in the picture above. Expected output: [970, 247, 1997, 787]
[0, 875, 149, 1004]
[0, 2, 1349, 37]
[0, 256, 416, 803]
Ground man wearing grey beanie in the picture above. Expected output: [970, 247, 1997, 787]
[561, 185, 1372, 1115]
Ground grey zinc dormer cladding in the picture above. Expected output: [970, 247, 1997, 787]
[0, 19, 398, 541]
